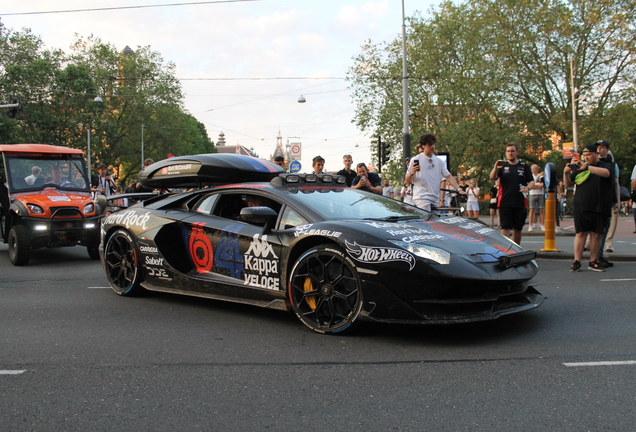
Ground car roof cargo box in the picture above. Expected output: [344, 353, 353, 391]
[137, 154, 283, 189]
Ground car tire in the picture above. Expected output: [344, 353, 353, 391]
[103, 229, 144, 296]
[87, 244, 100, 260]
[8, 225, 31, 266]
[288, 244, 363, 334]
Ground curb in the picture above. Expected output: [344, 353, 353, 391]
[534, 251, 636, 262]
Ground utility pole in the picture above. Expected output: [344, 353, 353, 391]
[401, 0, 411, 173]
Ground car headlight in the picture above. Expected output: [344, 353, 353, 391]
[388, 240, 451, 265]
[27, 204, 44, 215]
[84, 203, 95, 214]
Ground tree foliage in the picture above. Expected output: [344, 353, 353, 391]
[0, 21, 215, 183]
[348, 0, 636, 186]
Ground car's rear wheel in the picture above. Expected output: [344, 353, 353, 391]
[104, 229, 144, 296]
[289, 244, 362, 334]
[8, 225, 31, 266]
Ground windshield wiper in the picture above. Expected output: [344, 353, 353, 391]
[363, 215, 422, 222]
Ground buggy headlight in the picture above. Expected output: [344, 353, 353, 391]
[27, 204, 44, 215]
[84, 203, 95, 214]
[388, 240, 451, 265]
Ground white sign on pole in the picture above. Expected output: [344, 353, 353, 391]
[290, 142, 302, 161]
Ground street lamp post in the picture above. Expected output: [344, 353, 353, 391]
[570, 57, 580, 154]
[87, 96, 103, 179]
[401, 0, 411, 172]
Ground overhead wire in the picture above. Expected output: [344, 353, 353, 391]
[0, 0, 260, 16]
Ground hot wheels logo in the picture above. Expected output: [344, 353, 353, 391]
[345, 240, 416, 271]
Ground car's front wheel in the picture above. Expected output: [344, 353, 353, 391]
[288, 244, 362, 334]
[8, 225, 31, 266]
[103, 229, 144, 296]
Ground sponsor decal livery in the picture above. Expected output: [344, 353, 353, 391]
[427, 223, 484, 242]
[214, 225, 244, 278]
[345, 240, 416, 271]
[104, 210, 151, 231]
[139, 244, 158, 254]
[294, 224, 342, 238]
[146, 266, 170, 279]
[243, 234, 280, 290]
[189, 222, 214, 273]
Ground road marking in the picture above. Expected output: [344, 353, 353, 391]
[88, 286, 111, 289]
[600, 278, 636, 282]
[0, 370, 26, 375]
[564, 360, 636, 367]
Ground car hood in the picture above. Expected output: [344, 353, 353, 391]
[342, 216, 523, 257]
[12, 188, 93, 209]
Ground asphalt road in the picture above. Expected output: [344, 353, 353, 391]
[1, 244, 636, 431]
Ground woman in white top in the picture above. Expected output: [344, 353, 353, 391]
[466, 179, 480, 218]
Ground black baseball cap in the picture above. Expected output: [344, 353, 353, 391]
[595, 139, 610, 148]
[583, 143, 598, 153]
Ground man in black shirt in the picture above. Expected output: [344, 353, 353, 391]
[489, 143, 534, 245]
[336, 154, 356, 187]
[351, 163, 382, 194]
[564, 143, 612, 272]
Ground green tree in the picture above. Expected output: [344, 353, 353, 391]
[348, 0, 636, 187]
[1, 22, 215, 183]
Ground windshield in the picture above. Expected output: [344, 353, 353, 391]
[5, 154, 89, 192]
[284, 186, 434, 221]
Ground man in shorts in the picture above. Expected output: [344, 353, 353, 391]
[564, 144, 612, 272]
[489, 143, 534, 245]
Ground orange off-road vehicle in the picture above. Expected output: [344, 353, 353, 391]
[0, 144, 101, 265]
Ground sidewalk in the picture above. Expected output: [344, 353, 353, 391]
[478, 215, 636, 261]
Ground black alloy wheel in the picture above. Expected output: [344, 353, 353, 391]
[104, 229, 143, 296]
[289, 244, 362, 334]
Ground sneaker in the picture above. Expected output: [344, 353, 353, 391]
[540, 225, 545, 231]
[555, 227, 562, 233]
[605, 247, 613, 253]
[598, 257, 614, 268]
[528, 226, 533, 232]
[570, 260, 581, 272]
[588, 260, 605, 272]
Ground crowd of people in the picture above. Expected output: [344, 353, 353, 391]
[92, 137, 636, 272]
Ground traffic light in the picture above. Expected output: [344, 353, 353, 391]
[6, 98, 23, 119]
[381, 141, 390, 165]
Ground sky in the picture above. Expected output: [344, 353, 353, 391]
[1, 0, 437, 173]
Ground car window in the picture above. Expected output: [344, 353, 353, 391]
[192, 194, 218, 215]
[5, 155, 89, 192]
[279, 206, 309, 230]
[212, 193, 282, 223]
[284, 187, 431, 220]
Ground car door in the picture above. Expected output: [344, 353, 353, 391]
[182, 191, 285, 301]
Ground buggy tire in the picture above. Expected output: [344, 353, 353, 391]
[87, 244, 100, 260]
[8, 225, 31, 266]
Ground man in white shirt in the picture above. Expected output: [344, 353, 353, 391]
[405, 134, 464, 212]
[382, 179, 394, 198]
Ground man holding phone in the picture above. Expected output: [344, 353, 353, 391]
[405, 134, 464, 213]
[489, 143, 534, 245]
[351, 162, 382, 194]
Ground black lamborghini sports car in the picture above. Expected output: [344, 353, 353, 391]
[100, 154, 543, 334]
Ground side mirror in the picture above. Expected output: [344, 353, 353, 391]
[240, 206, 278, 230]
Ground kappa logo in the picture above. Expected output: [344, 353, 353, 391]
[245, 234, 278, 259]
[345, 240, 416, 271]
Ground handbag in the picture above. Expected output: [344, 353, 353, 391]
[490, 198, 497, 204]
[619, 186, 630, 202]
